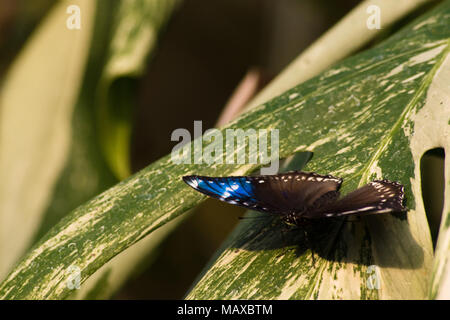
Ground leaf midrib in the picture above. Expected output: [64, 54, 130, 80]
[355, 40, 450, 186]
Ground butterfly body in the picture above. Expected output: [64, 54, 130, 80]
[183, 171, 405, 226]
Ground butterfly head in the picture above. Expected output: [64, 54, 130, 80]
[283, 210, 309, 227]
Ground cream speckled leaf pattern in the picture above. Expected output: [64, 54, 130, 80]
[186, 2, 450, 300]
[0, 1, 449, 300]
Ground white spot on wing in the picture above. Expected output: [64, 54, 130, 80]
[188, 179, 199, 188]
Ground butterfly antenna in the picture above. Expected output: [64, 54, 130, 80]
[275, 226, 295, 259]
[238, 215, 267, 220]
[328, 216, 361, 224]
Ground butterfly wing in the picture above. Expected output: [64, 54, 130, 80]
[183, 175, 264, 209]
[183, 171, 343, 215]
[303, 180, 405, 218]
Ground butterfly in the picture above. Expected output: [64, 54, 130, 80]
[182, 171, 406, 226]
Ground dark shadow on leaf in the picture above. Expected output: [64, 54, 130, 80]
[230, 210, 424, 269]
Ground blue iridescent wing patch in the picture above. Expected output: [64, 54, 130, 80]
[182, 176, 256, 206]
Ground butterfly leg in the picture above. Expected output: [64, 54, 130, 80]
[276, 225, 293, 258]
[276, 233, 287, 259]
[275, 219, 306, 258]
[302, 228, 316, 267]
[346, 216, 362, 223]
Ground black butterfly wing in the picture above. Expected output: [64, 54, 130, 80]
[183, 171, 343, 216]
[248, 171, 342, 215]
[303, 180, 405, 218]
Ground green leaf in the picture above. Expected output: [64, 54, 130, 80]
[0, 0, 96, 281]
[68, 212, 188, 299]
[71, 0, 182, 298]
[426, 60, 450, 300]
[1, 0, 449, 300]
[186, 2, 450, 299]
[31, 0, 121, 245]
[97, 0, 180, 180]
